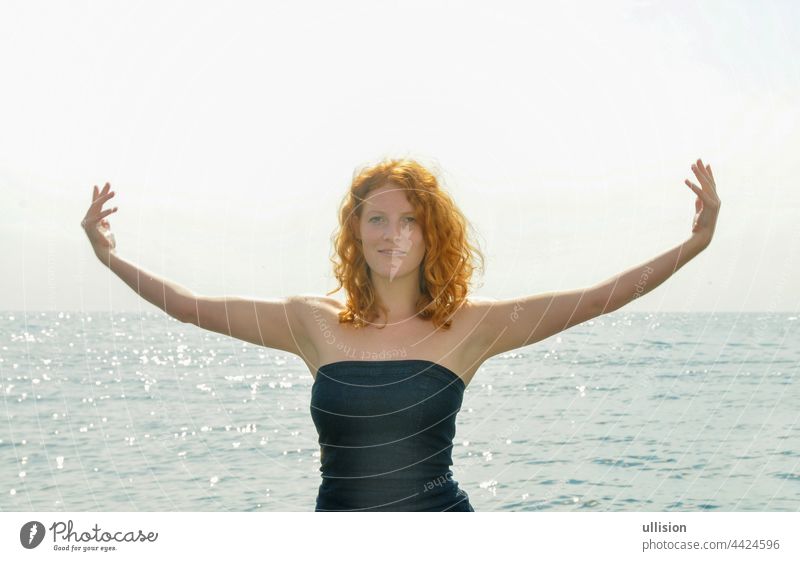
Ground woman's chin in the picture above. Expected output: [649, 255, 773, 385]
[368, 263, 415, 281]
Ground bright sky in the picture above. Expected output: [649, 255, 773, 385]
[1, 0, 798, 313]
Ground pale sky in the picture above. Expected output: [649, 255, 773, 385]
[1, 0, 798, 313]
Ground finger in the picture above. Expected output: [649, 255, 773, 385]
[685, 179, 707, 201]
[706, 164, 715, 183]
[91, 190, 115, 210]
[692, 162, 710, 187]
[696, 158, 708, 179]
[694, 165, 713, 191]
[92, 184, 105, 203]
[100, 182, 110, 195]
[98, 207, 118, 219]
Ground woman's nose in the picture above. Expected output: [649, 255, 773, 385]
[384, 229, 407, 242]
[382, 224, 402, 239]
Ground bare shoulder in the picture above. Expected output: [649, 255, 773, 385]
[459, 295, 499, 322]
[288, 294, 344, 331]
[462, 288, 602, 360]
[455, 296, 495, 335]
[463, 295, 498, 308]
[284, 295, 345, 369]
[289, 294, 344, 314]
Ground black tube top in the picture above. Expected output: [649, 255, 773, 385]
[310, 359, 474, 511]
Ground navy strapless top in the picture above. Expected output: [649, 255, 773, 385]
[310, 359, 474, 511]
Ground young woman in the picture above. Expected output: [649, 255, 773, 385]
[81, 157, 721, 511]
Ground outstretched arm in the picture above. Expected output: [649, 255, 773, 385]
[594, 231, 707, 315]
[594, 157, 721, 314]
[81, 181, 194, 321]
[80, 181, 310, 354]
[468, 159, 721, 360]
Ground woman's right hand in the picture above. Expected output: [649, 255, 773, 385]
[81, 182, 118, 257]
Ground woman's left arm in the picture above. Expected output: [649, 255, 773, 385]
[594, 158, 722, 315]
[466, 159, 721, 361]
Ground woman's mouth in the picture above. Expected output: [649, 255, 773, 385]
[379, 250, 407, 256]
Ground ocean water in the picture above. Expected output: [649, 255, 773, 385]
[0, 311, 797, 512]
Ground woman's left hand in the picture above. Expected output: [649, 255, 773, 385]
[684, 158, 721, 245]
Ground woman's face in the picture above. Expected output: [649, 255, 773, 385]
[357, 184, 425, 282]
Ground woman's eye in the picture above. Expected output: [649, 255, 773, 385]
[368, 216, 415, 223]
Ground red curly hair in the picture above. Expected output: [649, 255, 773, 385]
[326, 157, 485, 330]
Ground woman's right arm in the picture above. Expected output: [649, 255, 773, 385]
[81, 182, 311, 355]
[99, 251, 309, 354]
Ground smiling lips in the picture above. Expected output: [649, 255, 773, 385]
[379, 249, 407, 256]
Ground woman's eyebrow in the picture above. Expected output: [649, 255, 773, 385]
[366, 209, 416, 214]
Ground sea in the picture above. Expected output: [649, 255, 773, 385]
[1, 311, 797, 512]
